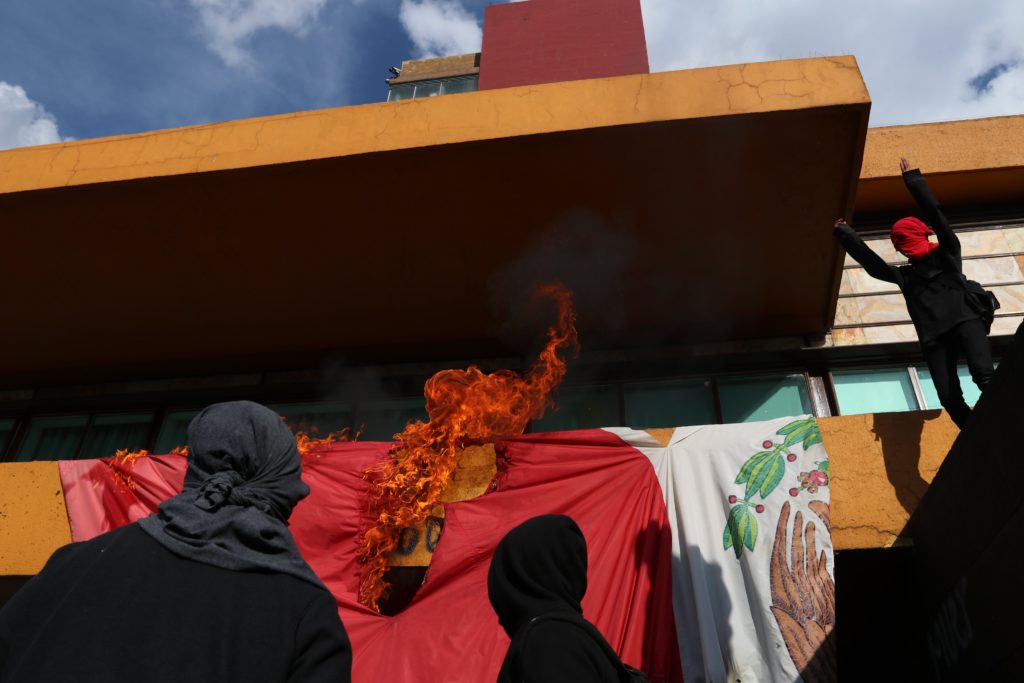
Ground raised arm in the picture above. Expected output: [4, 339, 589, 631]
[900, 157, 961, 259]
[833, 218, 901, 285]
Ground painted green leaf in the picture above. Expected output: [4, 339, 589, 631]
[735, 451, 772, 485]
[723, 523, 734, 551]
[782, 423, 815, 449]
[747, 452, 784, 500]
[802, 430, 823, 449]
[725, 504, 747, 558]
[739, 507, 758, 551]
[818, 459, 831, 475]
[758, 454, 786, 499]
[776, 417, 816, 436]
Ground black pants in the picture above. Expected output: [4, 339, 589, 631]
[922, 319, 994, 429]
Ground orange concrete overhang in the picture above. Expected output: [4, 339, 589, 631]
[0, 56, 869, 382]
[856, 115, 1024, 217]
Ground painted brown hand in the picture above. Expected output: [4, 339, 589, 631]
[770, 501, 836, 681]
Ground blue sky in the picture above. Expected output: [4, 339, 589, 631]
[1, 0, 1022, 150]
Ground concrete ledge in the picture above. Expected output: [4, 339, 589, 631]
[0, 56, 868, 195]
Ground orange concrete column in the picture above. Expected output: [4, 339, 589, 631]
[0, 462, 72, 575]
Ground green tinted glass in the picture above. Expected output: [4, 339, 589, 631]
[79, 413, 154, 459]
[623, 380, 715, 429]
[531, 386, 621, 432]
[833, 368, 917, 415]
[719, 375, 812, 423]
[917, 365, 985, 409]
[154, 410, 199, 454]
[16, 416, 89, 461]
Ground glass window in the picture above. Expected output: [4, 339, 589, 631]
[356, 398, 429, 441]
[718, 375, 812, 423]
[0, 418, 15, 456]
[623, 380, 715, 429]
[15, 416, 89, 461]
[833, 368, 917, 415]
[154, 410, 200, 454]
[387, 83, 415, 101]
[441, 75, 478, 95]
[531, 386, 621, 432]
[413, 81, 441, 98]
[79, 413, 154, 459]
[271, 402, 352, 438]
[917, 365, 985, 409]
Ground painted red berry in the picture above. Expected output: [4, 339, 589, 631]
[789, 488, 799, 497]
[755, 505, 765, 513]
[809, 470, 829, 487]
[762, 440, 773, 449]
[787, 453, 797, 462]
[728, 495, 737, 504]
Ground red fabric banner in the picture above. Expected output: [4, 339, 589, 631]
[58, 430, 683, 682]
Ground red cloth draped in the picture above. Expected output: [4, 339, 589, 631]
[58, 430, 683, 683]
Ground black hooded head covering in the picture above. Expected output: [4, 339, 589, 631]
[138, 400, 324, 588]
[488, 514, 588, 639]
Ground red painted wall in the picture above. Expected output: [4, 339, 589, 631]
[478, 0, 649, 91]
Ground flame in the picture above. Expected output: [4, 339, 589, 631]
[356, 283, 578, 611]
[101, 448, 150, 491]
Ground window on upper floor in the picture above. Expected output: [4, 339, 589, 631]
[387, 75, 479, 102]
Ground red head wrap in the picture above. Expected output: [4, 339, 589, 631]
[891, 216, 938, 262]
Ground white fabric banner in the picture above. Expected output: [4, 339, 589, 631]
[608, 416, 835, 683]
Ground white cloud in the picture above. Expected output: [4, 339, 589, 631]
[399, 0, 482, 59]
[639, 0, 1024, 126]
[188, 0, 330, 68]
[0, 82, 67, 151]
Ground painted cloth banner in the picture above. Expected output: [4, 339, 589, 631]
[610, 416, 835, 683]
[57, 420, 834, 682]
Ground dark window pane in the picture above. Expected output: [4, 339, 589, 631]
[388, 83, 415, 101]
[0, 418, 15, 456]
[271, 402, 352, 437]
[719, 375, 812, 423]
[624, 380, 715, 429]
[357, 398, 428, 441]
[15, 416, 89, 461]
[414, 81, 441, 98]
[833, 368, 917, 415]
[531, 386, 621, 432]
[79, 413, 154, 459]
[441, 75, 478, 95]
[154, 410, 199, 454]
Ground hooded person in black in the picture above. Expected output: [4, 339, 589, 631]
[488, 514, 622, 683]
[833, 157, 995, 429]
[0, 400, 351, 683]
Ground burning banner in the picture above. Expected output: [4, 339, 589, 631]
[357, 282, 578, 611]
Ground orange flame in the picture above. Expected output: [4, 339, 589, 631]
[356, 283, 578, 611]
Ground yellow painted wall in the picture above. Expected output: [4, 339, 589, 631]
[0, 411, 958, 575]
[822, 410, 958, 550]
[0, 462, 72, 575]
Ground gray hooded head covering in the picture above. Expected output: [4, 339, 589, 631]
[138, 400, 324, 588]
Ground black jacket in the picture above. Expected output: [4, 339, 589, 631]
[834, 169, 977, 345]
[0, 523, 351, 683]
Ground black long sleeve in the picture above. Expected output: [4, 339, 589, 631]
[903, 168, 962, 264]
[833, 223, 901, 285]
[288, 592, 352, 683]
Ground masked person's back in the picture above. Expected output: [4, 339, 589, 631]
[488, 514, 622, 683]
[0, 401, 351, 683]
